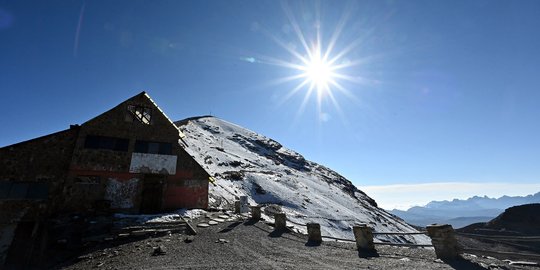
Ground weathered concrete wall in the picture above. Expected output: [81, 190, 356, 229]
[63, 170, 132, 211]
[71, 150, 131, 172]
[0, 129, 77, 182]
[161, 169, 209, 210]
[129, 153, 177, 175]
[0, 129, 78, 266]
[104, 178, 140, 209]
[0, 129, 78, 211]
[163, 183, 208, 209]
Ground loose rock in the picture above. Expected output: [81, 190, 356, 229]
[152, 245, 166, 256]
[215, 238, 229, 244]
[184, 236, 194, 243]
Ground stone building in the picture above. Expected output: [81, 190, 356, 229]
[0, 92, 210, 266]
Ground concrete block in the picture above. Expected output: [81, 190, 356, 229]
[426, 224, 459, 260]
[353, 224, 375, 251]
[274, 213, 286, 231]
[239, 196, 249, 213]
[307, 223, 322, 243]
[250, 205, 261, 221]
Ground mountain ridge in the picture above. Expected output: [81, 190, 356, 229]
[175, 116, 429, 244]
[390, 192, 540, 228]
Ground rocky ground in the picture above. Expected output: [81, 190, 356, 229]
[456, 234, 540, 263]
[50, 213, 539, 270]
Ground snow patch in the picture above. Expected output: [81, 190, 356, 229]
[176, 116, 431, 244]
[114, 209, 208, 224]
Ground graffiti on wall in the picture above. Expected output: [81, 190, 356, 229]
[104, 178, 139, 209]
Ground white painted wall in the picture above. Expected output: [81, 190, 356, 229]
[129, 153, 177, 175]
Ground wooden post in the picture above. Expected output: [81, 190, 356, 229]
[274, 213, 286, 231]
[353, 224, 375, 251]
[249, 205, 261, 221]
[426, 224, 459, 260]
[306, 223, 322, 243]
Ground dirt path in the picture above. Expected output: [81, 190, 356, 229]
[53, 219, 537, 270]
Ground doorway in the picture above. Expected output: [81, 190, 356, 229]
[140, 175, 164, 214]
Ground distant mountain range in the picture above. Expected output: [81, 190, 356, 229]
[459, 203, 540, 236]
[389, 192, 540, 228]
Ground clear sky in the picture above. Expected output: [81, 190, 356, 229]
[1, 0, 539, 209]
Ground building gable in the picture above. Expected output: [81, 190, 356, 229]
[65, 91, 210, 212]
[81, 91, 183, 141]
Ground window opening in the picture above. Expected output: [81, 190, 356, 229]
[84, 135, 129, 151]
[0, 182, 48, 200]
[127, 105, 152, 124]
[134, 140, 173, 155]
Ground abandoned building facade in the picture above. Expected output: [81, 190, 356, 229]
[0, 92, 210, 265]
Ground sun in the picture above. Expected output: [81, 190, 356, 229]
[243, 2, 371, 122]
[300, 46, 336, 95]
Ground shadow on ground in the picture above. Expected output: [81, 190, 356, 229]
[357, 249, 380, 258]
[219, 221, 243, 233]
[444, 258, 488, 270]
[269, 229, 290, 238]
[243, 219, 259, 226]
[305, 240, 322, 247]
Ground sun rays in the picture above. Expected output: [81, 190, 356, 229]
[253, 2, 368, 123]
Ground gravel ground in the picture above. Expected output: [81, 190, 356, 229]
[53, 218, 538, 270]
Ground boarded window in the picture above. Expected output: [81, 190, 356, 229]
[84, 135, 129, 151]
[148, 142, 160, 154]
[134, 140, 173, 155]
[26, 183, 49, 199]
[0, 182, 48, 200]
[9, 183, 28, 199]
[0, 182, 11, 198]
[127, 105, 152, 124]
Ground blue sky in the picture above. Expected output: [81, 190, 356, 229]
[1, 1, 539, 209]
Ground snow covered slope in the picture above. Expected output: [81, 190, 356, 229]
[176, 116, 429, 244]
